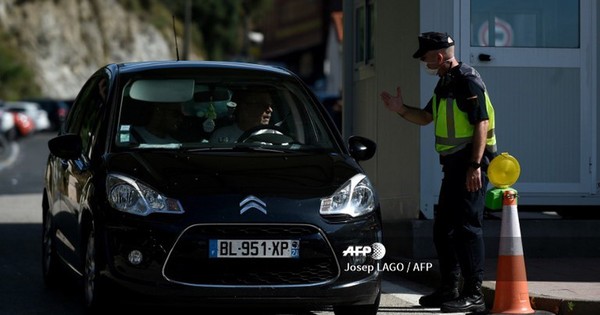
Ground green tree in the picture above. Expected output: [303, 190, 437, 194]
[165, 0, 272, 60]
[0, 32, 39, 100]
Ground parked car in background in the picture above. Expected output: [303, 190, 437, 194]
[4, 101, 51, 132]
[43, 61, 381, 314]
[0, 107, 17, 141]
[13, 111, 35, 138]
[22, 98, 70, 131]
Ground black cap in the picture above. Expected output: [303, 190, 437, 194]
[412, 32, 455, 59]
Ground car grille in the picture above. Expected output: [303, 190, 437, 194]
[163, 224, 339, 286]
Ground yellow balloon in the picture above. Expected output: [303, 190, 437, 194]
[488, 152, 520, 188]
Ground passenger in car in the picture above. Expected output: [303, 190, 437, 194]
[210, 90, 273, 143]
[134, 102, 183, 143]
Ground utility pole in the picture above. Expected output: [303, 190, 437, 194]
[242, 0, 250, 60]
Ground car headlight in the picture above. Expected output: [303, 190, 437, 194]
[320, 173, 376, 218]
[106, 174, 184, 216]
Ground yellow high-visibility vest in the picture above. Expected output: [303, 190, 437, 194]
[432, 93, 497, 155]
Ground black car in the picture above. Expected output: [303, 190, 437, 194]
[43, 61, 382, 314]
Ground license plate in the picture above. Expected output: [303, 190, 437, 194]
[209, 239, 300, 258]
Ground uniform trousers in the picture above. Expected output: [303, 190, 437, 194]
[434, 150, 487, 291]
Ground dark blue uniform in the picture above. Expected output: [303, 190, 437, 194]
[424, 63, 496, 293]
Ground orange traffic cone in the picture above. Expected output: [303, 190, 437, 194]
[492, 190, 535, 314]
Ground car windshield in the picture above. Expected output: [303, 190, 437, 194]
[114, 73, 337, 153]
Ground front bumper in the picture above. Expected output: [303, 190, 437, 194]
[110, 269, 380, 307]
[100, 214, 382, 307]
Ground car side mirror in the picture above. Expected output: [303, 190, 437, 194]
[348, 136, 376, 161]
[48, 133, 82, 160]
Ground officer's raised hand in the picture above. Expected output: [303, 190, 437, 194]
[380, 86, 407, 115]
[381, 86, 433, 125]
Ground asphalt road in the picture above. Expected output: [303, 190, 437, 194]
[0, 133, 455, 315]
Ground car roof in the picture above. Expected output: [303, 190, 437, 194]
[3, 101, 40, 109]
[114, 60, 294, 77]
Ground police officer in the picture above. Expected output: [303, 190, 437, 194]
[380, 32, 497, 313]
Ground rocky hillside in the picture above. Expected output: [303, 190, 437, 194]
[0, 0, 194, 99]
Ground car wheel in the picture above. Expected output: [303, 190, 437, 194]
[0, 134, 8, 157]
[5, 127, 17, 141]
[42, 209, 62, 287]
[332, 291, 381, 315]
[83, 226, 110, 311]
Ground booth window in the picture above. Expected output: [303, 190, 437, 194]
[355, 0, 374, 66]
[471, 0, 579, 48]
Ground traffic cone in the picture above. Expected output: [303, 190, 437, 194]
[491, 190, 535, 314]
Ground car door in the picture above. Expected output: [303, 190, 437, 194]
[55, 72, 109, 264]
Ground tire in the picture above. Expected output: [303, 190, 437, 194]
[5, 127, 17, 141]
[333, 290, 381, 315]
[83, 225, 111, 312]
[42, 209, 63, 287]
[0, 134, 8, 157]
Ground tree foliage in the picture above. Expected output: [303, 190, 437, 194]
[0, 32, 39, 100]
[0, 0, 273, 99]
[120, 0, 273, 60]
[162, 0, 273, 60]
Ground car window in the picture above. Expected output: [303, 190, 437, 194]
[114, 74, 336, 152]
[64, 74, 109, 157]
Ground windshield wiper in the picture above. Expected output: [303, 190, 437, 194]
[184, 147, 234, 152]
[137, 143, 182, 149]
[184, 145, 287, 153]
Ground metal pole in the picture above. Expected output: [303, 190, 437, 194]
[342, 0, 354, 140]
[182, 0, 191, 60]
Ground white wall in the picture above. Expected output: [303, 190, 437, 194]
[597, 1, 600, 193]
[418, 0, 457, 218]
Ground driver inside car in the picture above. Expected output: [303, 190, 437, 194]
[210, 90, 273, 143]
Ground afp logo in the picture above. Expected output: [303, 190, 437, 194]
[342, 242, 386, 260]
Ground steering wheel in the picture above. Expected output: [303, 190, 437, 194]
[237, 125, 294, 145]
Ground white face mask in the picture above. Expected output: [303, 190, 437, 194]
[422, 61, 439, 76]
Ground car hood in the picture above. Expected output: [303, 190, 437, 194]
[105, 151, 361, 198]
